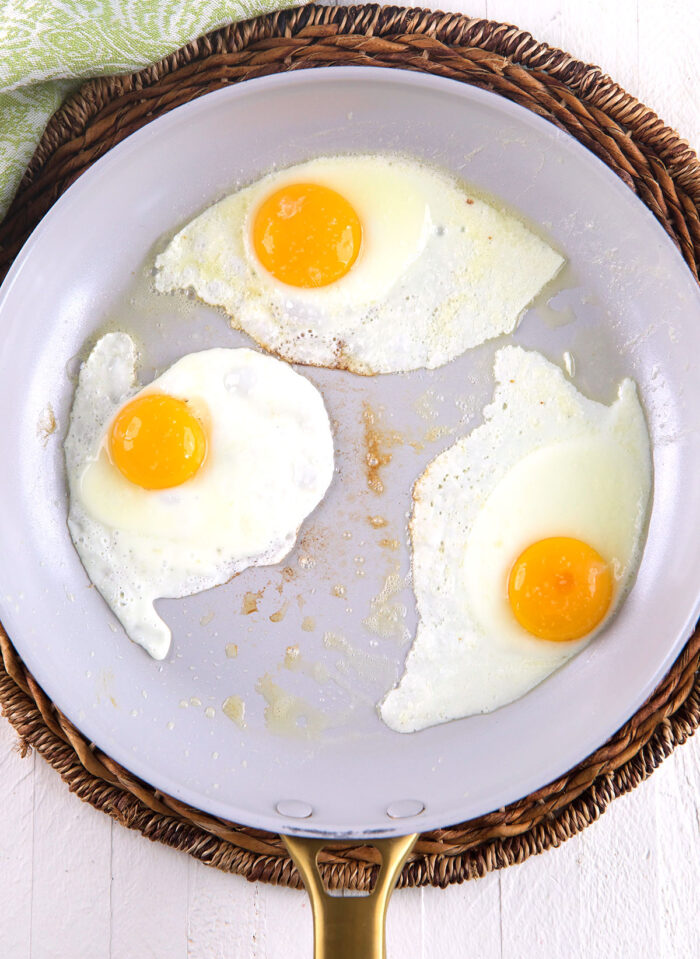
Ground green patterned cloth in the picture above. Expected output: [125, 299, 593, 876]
[0, 1, 295, 220]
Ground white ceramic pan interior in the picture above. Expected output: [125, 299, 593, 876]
[1, 68, 699, 839]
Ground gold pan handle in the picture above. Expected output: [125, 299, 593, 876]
[283, 833, 418, 959]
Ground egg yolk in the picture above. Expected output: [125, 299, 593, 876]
[252, 182, 362, 288]
[507, 536, 613, 642]
[109, 393, 207, 490]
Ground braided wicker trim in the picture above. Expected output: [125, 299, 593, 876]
[1, 4, 698, 890]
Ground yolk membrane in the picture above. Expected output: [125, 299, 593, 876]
[252, 182, 362, 288]
[109, 393, 207, 490]
[507, 536, 613, 642]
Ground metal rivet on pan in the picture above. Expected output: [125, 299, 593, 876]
[276, 800, 314, 819]
[386, 800, 425, 820]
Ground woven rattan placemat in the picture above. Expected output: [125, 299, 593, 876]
[1, 4, 699, 891]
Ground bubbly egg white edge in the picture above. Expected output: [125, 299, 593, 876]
[379, 345, 653, 734]
[153, 153, 565, 375]
[65, 333, 335, 660]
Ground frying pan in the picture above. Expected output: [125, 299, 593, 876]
[1, 68, 700, 957]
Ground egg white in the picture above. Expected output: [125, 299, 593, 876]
[380, 346, 652, 733]
[155, 155, 564, 374]
[65, 333, 334, 659]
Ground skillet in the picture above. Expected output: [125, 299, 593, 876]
[1, 68, 699, 955]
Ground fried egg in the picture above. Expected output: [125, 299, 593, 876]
[155, 155, 563, 374]
[65, 333, 334, 659]
[380, 346, 652, 733]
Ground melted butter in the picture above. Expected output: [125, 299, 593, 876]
[284, 644, 300, 668]
[323, 631, 394, 683]
[242, 589, 263, 614]
[363, 568, 409, 642]
[222, 695, 246, 727]
[533, 273, 580, 328]
[368, 515, 388, 529]
[409, 423, 454, 452]
[276, 566, 296, 593]
[269, 601, 289, 623]
[97, 669, 117, 708]
[37, 404, 57, 446]
[414, 389, 440, 422]
[425, 424, 452, 442]
[379, 538, 399, 551]
[362, 403, 402, 494]
[256, 674, 328, 739]
[296, 524, 335, 571]
[284, 645, 330, 683]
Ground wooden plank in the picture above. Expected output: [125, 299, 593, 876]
[501, 832, 583, 958]
[252, 882, 312, 959]
[386, 886, 424, 958]
[0, 721, 34, 959]
[186, 860, 261, 959]
[578, 780, 661, 957]
[637, 0, 700, 148]
[654, 739, 700, 959]
[486, 0, 565, 48]
[486, 0, 640, 84]
[423, 872, 501, 959]
[488, 0, 700, 149]
[110, 822, 188, 959]
[29, 756, 112, 959]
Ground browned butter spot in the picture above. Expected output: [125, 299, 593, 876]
[298, 524, 329, 556]
[379, 538, 400, 551]
[277, 566, 296, 593]
[362, 403, 402, 495]
[37, 404, 57, 446]
[368, 515, 388, 529]
[242, 589, 263, 615]
[269, 601, 289, 623]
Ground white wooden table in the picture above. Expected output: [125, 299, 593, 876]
[1, 2, 699, 956]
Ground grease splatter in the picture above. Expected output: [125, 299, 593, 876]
[362, 404, 402, 494]
[256, 674, 328, 739]
[269, 601, 289, 623]
[242, 589, 263, 614]
[368, 515, 388, 529]
[379, 538, 399, 551]
[37, 404, 57, 446]
[284, 645, 329, 683]
[363, 568, 409, 642]
[222, 695, 246, 727]
[323, 631, 394, 683]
